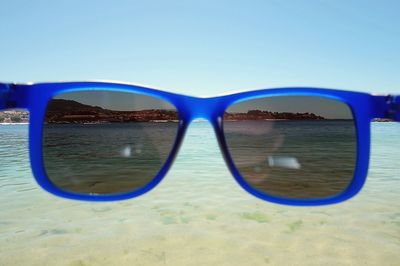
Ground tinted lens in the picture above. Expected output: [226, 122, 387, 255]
[43, 90, 179, 195]
[223, 96, 356, 199]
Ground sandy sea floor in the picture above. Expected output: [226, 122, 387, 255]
[0, 123, 399, 266]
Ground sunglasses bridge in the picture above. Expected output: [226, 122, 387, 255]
[176, 96, 224, 122]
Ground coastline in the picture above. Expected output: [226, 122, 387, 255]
[0, 122, 29, 125]
[0, 121, 395, 125]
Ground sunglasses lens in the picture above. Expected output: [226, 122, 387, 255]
[223, 95, 357, 199]
[42, 90, 179, 195]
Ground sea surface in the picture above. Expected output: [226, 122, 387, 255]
[0, 122, 399, 265]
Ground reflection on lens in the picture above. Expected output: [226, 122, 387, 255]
[223, 96, 357, 199]
[43, 90, 179, 195]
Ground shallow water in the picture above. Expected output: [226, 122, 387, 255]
[0, 123, 399, 265]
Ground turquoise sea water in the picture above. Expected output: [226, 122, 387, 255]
[0, 123, 399, 265]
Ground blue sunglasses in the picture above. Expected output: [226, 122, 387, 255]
[0, 81, 398, 206]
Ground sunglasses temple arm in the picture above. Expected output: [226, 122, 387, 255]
[372, 95, 400, 122]
[0, 83, 29, 110]
[0, 83, 16, 110]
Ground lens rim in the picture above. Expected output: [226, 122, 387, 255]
[217, 91, 369, 206]
[29, 83, 187, 201]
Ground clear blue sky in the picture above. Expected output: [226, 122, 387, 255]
[0, 0, 399, 96]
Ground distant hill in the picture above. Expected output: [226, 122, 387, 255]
[224, 110, 325, 120]
[44, 99, 325, 124]
[45, 99, 178, 123]
[46, 99, 108, 114]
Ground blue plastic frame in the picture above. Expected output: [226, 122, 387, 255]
[0, 81, 398, 206]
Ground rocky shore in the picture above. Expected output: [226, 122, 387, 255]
[44, 99, 326, 123]
[45, 99, 179, 123]
[0, 110, 29, 123]
[1, 99, 328, 124]
[224, 109, 324, 121]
